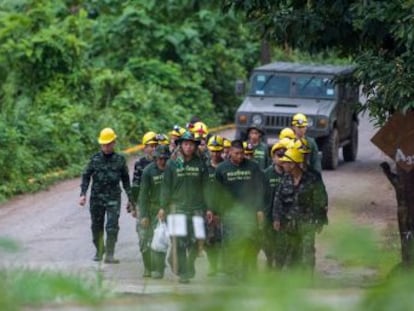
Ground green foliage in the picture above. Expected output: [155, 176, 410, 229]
[0, 0, 260, 199]
[0, 269, 107, 309]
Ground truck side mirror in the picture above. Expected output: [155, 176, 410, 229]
[235, 80, 246, 96]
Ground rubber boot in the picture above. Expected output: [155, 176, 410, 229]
[151, 250, 166, 279]
[92, 231, 105, 261]
[104, 237, 119, 264]
[141, 250, 151, 277]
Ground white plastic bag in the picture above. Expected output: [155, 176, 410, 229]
[167, 214, 187, 237]
[151, 221, 170, 252]
[192, 215, 206, 239]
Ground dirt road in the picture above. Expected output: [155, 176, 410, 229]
[0, 114, 398, 293]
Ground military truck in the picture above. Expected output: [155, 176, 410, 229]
[235, 62, 359, 170]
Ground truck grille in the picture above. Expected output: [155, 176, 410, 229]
[265, 115, 292, 128]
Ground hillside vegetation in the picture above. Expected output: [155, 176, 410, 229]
[0, 0, 260, 199]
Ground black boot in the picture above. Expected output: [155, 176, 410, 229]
[92, 231, 105, 261]
[142, 250, 151, 277]
[104, 237, 119, 264]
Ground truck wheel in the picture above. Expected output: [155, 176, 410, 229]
[343, 121, 358, 162]
[321, 128, 339, 170]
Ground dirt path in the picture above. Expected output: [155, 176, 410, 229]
[0, 114, 398, 292]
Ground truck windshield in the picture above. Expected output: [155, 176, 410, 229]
[296, 76, 336, 99]
[249, 73, 336, 99]
[249, 73, 291, 96]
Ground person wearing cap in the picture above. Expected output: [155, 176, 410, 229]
[243, 141, 255, 160]
[222, 138, 231, 160]
[246, 124, 270, 171]
[291, 113, 322, 173]
[161, 131, 208, 284]
[169, 125, 186, 153]
[192, 121, 210, 161]
[131, 131, 158, 207]
[262, 138, 292, 268]
[279, 127, 296, 141]
[138, 145, 171, 279]
[79, 128, 134, 263]
[272, 147, 328, 272]
[215, 139, 265, 280]
[204, 135, 225, 276]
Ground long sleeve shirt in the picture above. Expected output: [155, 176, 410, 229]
[80, 151, 132, 201]
[161, 155, 208, 215]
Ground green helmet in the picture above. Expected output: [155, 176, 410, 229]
[177, 131, 200, 145]
[153, 145, 171, 159]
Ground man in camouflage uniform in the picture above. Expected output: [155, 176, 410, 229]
[138, 145, 170, 279]
[272, 147, 328, 272]
[291, 113, 322, 174]
[161, 131, 208, 284]
[215, 140, 265, 280]
[79, 128, 134, 263]
[246, 124, 270, 171]
[263, 138, 291, 268]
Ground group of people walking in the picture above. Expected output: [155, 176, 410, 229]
[79, 113, 328, 284]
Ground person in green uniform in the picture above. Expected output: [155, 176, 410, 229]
[130, 131, 158, 275]
[138, 145, 171, 279]
[272, 147, 328, 273]
[246, 124, 270, 170]
[263, 138, 292, 268]
[161, 131, 208, 284]
[291, 113, 322, 173]
[204, 135, 225, 276]
[79, 128, 134, 263]
[215, 140, 265, 280]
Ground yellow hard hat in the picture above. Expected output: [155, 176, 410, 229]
[156, 133, 169, 145]
[291, 113, 308, 127]
[271, 138, 293, 156]
[98, 128, 117, 144]
[279, 127, 296, 140]
[280, 148, 304, 163]
[243, 141, 254, 155]
[294, 138, 311, 154]
[223, 138, 231, 148]
[207, 135, 224, 152]
[169, 125, 186, 138]
[142, 131, 158, 145]
[191, 121, 209, 138]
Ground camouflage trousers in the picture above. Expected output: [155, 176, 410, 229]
[262, 223, 289, 269]
[281, 221, 317, 271]
[89, 197, 121, 254]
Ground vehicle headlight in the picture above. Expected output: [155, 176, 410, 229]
[316, 117, 329, 128]
[238, 114, 248, 124]
[251, 114, 263, 125]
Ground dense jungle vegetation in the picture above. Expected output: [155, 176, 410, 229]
[0, 0, 264, 199]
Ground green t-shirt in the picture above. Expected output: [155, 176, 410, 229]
[161, 155, 208, 214]
[138, 162, 165, 218]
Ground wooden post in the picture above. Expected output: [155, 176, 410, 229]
[381, 162, 414, 267]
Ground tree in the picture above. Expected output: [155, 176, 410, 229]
[223, 0, 414, 268]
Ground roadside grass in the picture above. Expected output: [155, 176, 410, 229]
[0, 269, 108, 310]
[0, 237, 108, 310]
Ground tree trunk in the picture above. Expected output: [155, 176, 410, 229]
[381, 162, 414, 267]
[260, 39, 271, 65]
